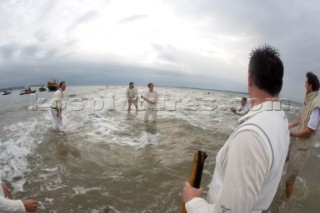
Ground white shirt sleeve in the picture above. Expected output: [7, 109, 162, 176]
[185, 130, 270, 213]
[307, 108, 320, 130]
[0, 182, 26, 213]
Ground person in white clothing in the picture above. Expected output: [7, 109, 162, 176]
[141, 83, 158, 122]
[126, 82, 138, 111]
[50, 81, 66, 131]
[182, 45, 289, 213]
[230, 97, 249, 116]
[0, 180, 38, 212]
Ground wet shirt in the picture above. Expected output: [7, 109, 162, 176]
[50, 89, 63, 110]
[235, 104, 249, 116]
[126, 87, 138, 99]
[144, 91, 158, 109]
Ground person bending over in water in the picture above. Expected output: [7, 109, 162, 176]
[230, 97, 249, 116]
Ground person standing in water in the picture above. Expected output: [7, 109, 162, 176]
[141, 83, 158, 122]
[126, 82, 139, 111]
[50, 81, 66, 131]
[285, 72, 320, 198]
[182, 45, 289, 213]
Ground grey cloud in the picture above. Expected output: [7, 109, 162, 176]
[151, 43, 178, 63]
[20, 45, 41, 58]
[0, 44, 19, 60]
[35, 30, 51, 43]
[0, 59, 245, 94]
[0, 43, 63, 62]
[119, 14, 148, 24]
[68, 11, 99, 31]
[151, 42, 245, 79]
[165, 0, 320, 41]
[37, 0, 58, 20]
[1, 0, 318, 103]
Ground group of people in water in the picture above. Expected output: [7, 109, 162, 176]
[1, 45, 320, 212]
[126, 82, 158, 122]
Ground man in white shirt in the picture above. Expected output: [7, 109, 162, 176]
[50, 81, 66, 131]
[285, 72, 320, 198]
[141, 83, 158, 122]
[0, 180, 38, 212]
[182, 45, 289, 213]
[126, 82, 138, 111]
[230, 97, 249, 116]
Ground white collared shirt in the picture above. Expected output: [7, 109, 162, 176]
[50, 89, 63, 110]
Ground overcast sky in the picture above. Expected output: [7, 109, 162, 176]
[1, 0, 319, 102]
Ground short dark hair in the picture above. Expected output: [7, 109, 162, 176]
[306, 72, 320, 91]
[249, 45, 283, 96]
[59, 81, 65, 88]
[148, 83, 153, 88]
[242, 97, 247, 102]
[129, 82, 134, 85]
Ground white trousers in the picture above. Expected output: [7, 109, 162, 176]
[144, 108, 157, 122]
[51, 108, 62, 130]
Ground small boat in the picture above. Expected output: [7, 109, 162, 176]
[2, 90, 11, 95]
[47, 79, 58, 91]
[20, 85, 36, 95]
[20, 90, 36, 95]
[39, 84, 46, 92]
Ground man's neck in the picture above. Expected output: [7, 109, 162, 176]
[250, 89, 278, 108]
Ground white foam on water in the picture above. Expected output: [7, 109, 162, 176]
[104, 129, 160, 150]
[127, 131, 160, 150]
[72, 186, 102, 196]
[90, 206, 121, 213]
[40, 167, 59, 172]
[52, 86, 242, 142]
[0, 118, 46, 190]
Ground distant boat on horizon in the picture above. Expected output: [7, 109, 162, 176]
[20, 85, 36, 95]
[2, 90, 11, 95]
[47, 78, 58, 91]
[39, 83, 46, 92]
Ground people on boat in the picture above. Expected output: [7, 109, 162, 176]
[25, 85, 32, 93]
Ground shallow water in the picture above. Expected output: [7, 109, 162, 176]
[0, 85, 319, 212]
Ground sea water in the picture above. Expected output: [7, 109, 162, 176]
[0, 85, 319, 213]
